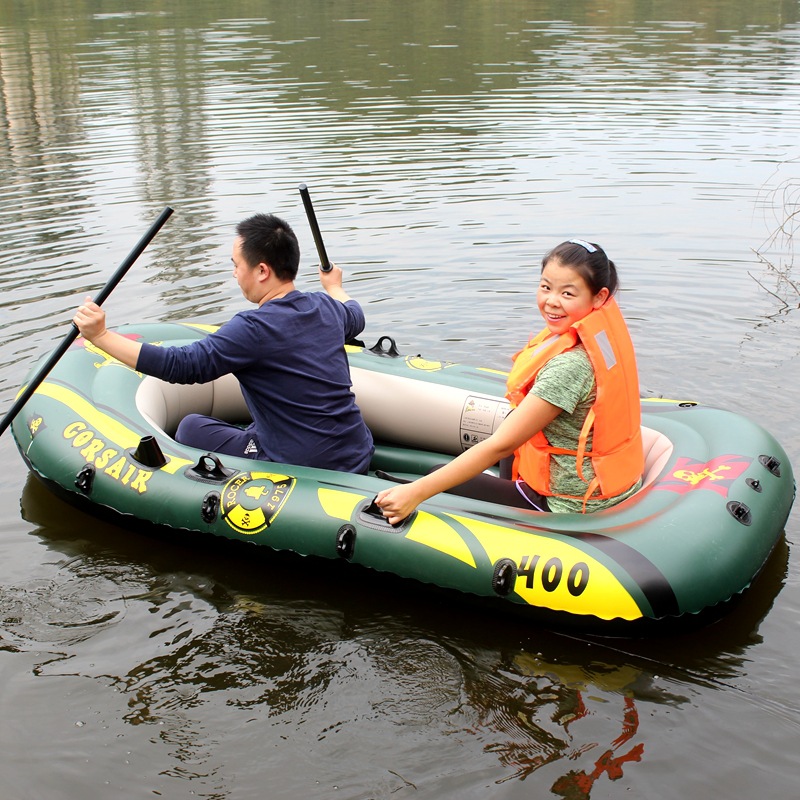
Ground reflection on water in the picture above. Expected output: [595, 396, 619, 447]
[2, 1, 800, 796]
[8, 472, 789, 796]
[2, 1, 800, 392]
[459, 650, 652, 792]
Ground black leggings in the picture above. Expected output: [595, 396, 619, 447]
[436, 468, 550, 512]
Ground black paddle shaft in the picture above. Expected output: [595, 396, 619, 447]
[298, 184, 332, 272]
[0, 205, 174, 438]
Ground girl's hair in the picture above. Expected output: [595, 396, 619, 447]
[542, 240, 619, 297]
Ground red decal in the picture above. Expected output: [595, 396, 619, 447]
[655, 454, 752, 497]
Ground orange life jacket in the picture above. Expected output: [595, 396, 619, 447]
[505, 297, 643, 509]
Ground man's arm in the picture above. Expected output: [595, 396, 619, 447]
[73, 298, 142, 368]
[318, 264, 352, 303]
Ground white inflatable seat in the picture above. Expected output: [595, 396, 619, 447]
[136, 374, 250, 436]
[640, 426, 673, 489]
[135, 372, 674, 493]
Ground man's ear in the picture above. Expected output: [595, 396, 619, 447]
[257, 261, 271, 281]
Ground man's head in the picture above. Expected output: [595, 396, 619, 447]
[234, 214, 300, 282]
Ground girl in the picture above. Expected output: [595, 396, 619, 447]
[375, 239, 643, 525]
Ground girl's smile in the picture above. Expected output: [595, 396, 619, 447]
[537, 259, 609, 335]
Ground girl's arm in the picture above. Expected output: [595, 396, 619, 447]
[375, 391, 562, 524]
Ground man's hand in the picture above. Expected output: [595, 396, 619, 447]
[73, 297, 108, 342]
[319, 263, 352, 302]
[72, 297, 142, 368]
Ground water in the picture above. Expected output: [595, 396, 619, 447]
[1, 1, 799, 797]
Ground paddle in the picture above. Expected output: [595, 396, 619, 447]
[298, 183, 333, 272]
[0, 205, 174, 438]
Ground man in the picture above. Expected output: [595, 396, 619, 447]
[74, 213, 374, 474]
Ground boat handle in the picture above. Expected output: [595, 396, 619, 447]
[726, 501, 752, 526]
[185, 453, 237, 483]
[359, 496, 412, 530]
[368, 336, 402, 357]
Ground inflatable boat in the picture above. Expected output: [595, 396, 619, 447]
[10, 322, 795, 634]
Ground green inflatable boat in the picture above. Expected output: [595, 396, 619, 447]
[10, 322, 796, 633]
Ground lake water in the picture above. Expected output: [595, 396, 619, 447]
[1, 1, 799, 797]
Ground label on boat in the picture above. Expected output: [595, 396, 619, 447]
[460, 395, 511, 450]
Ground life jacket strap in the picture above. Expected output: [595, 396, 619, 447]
[575, 406, 595, 484]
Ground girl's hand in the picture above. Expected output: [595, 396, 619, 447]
[375, 483, 425, 525]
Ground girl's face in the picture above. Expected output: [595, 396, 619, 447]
[537, 259, 609, 335]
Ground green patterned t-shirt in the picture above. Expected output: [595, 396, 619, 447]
[528, 345, 641, 513]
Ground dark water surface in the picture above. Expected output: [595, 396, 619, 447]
[1, 1, 800, 797]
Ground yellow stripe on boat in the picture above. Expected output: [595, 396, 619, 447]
[33, 382, 192, 474]
[318, 487, 366, 521]
[447, 514, 643, 620]
[405, 511, 477, 568]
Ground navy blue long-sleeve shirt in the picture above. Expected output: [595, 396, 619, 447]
[137, 291, 374, 472]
